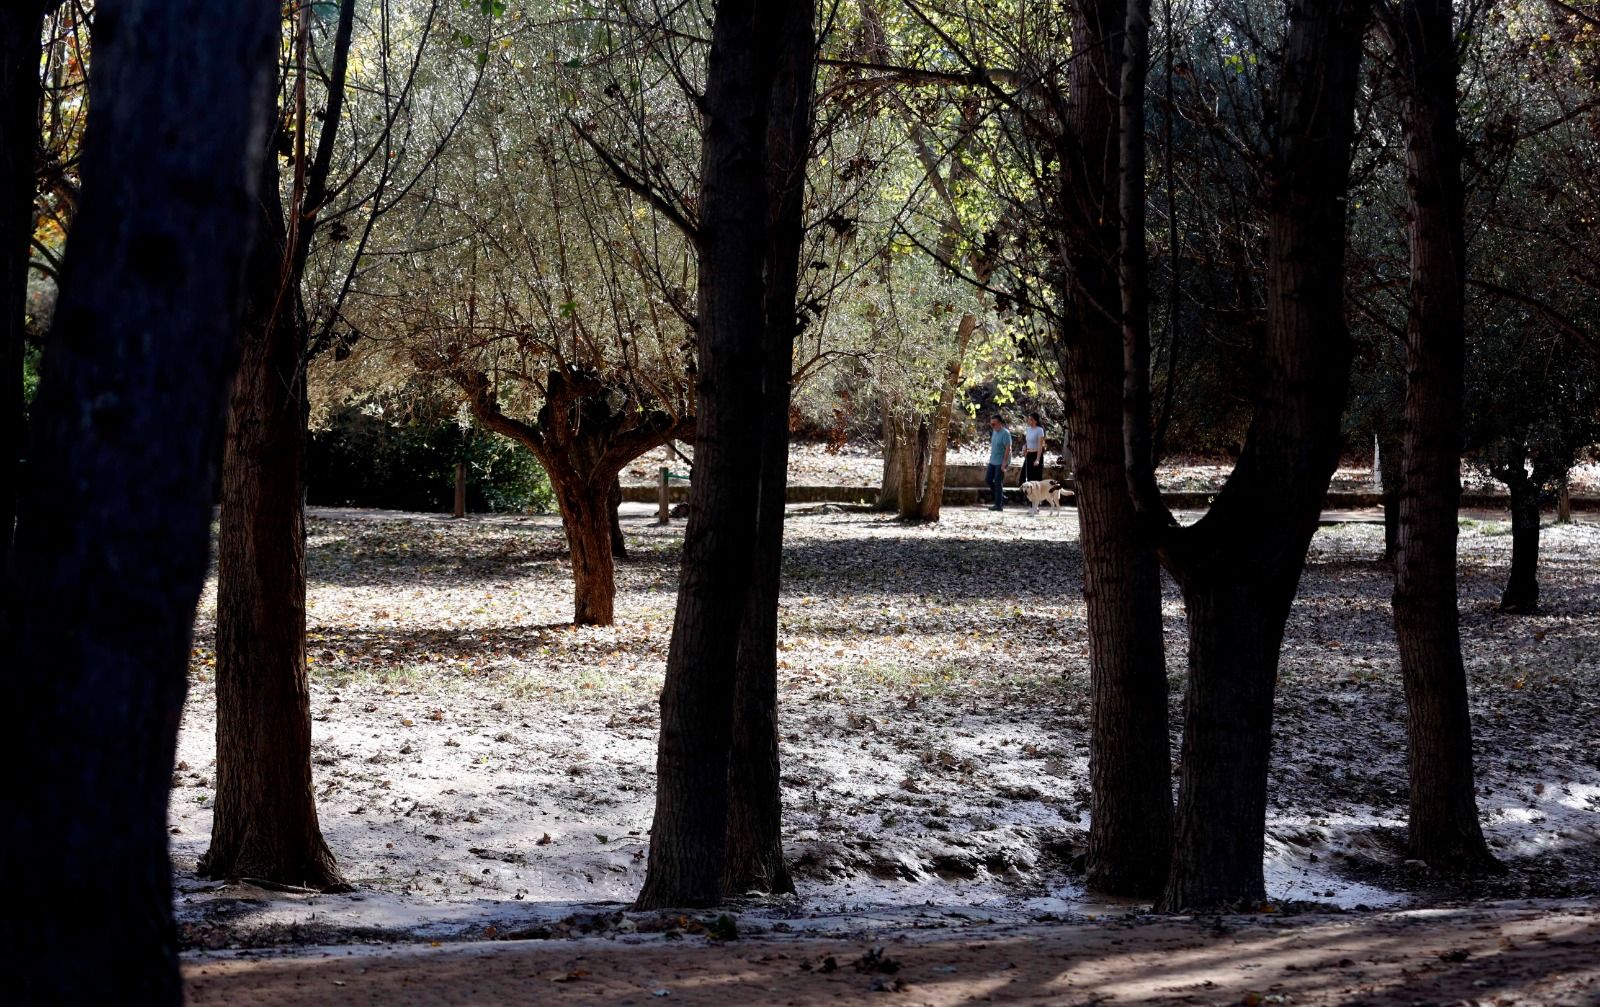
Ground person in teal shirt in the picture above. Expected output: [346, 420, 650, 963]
[986, 413, 1012, 511]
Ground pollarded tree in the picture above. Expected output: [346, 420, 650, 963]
[344, 106, 698, 626]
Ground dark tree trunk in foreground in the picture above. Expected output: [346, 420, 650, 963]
[2, 1, 274, 998]
[723, 0, 814, 895]
[1155, 0, 1371, 911]
[639, 0, 815, 909]
[1052, 0, 1173, 897]
[200, 147, 343, 890]
[1500, 463, 1541, 612]
[1, 1, 42, 574]
[1386, 0, 1499, 874]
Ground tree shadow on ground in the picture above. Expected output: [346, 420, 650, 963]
[779, 533, 1085, 602]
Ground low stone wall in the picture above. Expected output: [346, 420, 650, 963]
[621, 482, 1599, 513]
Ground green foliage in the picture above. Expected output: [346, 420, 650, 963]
[308, 405, 553, 514]
[21, 343, 41, 412]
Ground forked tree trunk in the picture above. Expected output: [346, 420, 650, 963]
[1157, 0, 1370, 911]
[1500, 468, 1541, 613]
[202, 146, 342, 891]
[554, 477, 617, 627]
[639, 0, 815, 910]
[917, 313, 976, 522]
[5, 1, 274, 996]
[1387, 0, 1498, 874]
[461, 371, 687, 630]
[0, 0, 41, 576]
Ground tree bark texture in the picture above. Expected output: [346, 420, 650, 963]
[1054, 0, 1174, 897]
[202, 145, 343, 891]
[1380, 429, 1403, 561]
[0, 1, 41, 575]
[639, 0, 815, 909]
[2, 1, 275, 998]
[878, 393, 906, 510]
[1386, 0, 1499, 873]
[1500, 466, 1541, 613]
[1157, 0, 1371, 911]
[638, 3, 784, 909]
[609, 475, 628, 560]
[558, 478, 618, 627]
[916, 313, 976, 522]
[723, 0, 814, 895]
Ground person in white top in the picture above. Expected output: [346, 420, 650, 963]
[1019, 412, 1046, 485]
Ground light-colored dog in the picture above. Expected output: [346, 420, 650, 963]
[1021, 479, 1064, 513]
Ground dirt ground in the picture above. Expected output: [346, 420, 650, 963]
[185, 902, 1600, 1005]
[170, 492, 1600, 999]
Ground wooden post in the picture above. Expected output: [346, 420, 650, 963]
[658, 466, 670, 524]
[453, 462, 466, 518]
[1558, 476, 1572, 524]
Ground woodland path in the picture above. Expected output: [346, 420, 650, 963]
[184, 902, 1600, 1005]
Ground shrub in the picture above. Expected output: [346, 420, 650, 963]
[307, 406, 553, 514]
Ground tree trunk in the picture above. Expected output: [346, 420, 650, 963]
[639, 1, 786, 910]
[896, 417, 926, 518]
[1157, 0, 1370, 911]
[3, 1, 275, 997]
[723, 0, 813, 895]
[609, 475, 628, 560]
[879, 399, 909, 511]
[1049, 0, 1174, 897]
[1380, 429, 1403, 561]
[724, 395, 794, 894]
[554, 476, 617, 627]
[917, 313, 976, 522]
[203, 145, 342, 891]
[1070, 338, 1174, 896]
[1386, 0, 1498, 874]
[1165, 577, 1287, 907]
[0, 1, 41, 576]
[639, 0, 814, 909]
[1500, 466, 1541, 613]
